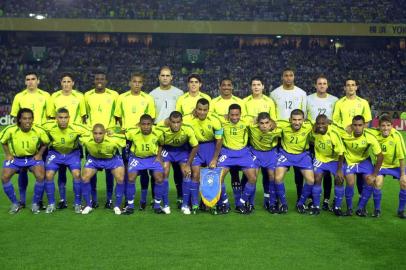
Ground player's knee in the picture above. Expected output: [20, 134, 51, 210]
[400, 180, 406, 190]
[45, 171, 54, 181]
[72, 171, 81, 179]
[1, 174, 11, 183]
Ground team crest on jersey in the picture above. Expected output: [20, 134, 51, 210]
[239, 125, 243, 129]
[69, 134, 74, 139]
[208, 125, 212, 129]
[32, 136, 38, 140]
[389, 141, 394, 146]
[362, 140, 366, 145]
[106, 99, 112, 104]
[301, 132, 305, 136]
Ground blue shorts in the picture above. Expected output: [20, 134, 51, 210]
[344, 159, 374, 176]
[252, 148, 278, 170]
[162, 145, 189, 164]
[217, 147, 257, 170]
[276, 149, 313, 170]
[192, 141, 216, 166]
[45, 149, 81, 171]
[378, 167, 406, 180]
[313, 159, 339, 176]
[84, 155, 124, 170]
[122, 140, 132, 163]
[128, 155, 164, 173]
[3, 156, 44, 171]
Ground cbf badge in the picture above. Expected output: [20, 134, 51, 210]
[200, 167, 222, 207]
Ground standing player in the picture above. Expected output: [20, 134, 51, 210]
[124, 114, 165, 215]
[274, 109, 314, 214]
[217, 104, 258, 214]
[270, 68, 307, 202]
[157, 111, 199, 215]
[356, 115, 406, 218]
[84, 71, 118, 209]
[1, 108, 49, 214]
[307, 75, 338, 210]
[332, 79, 372, 195]
[211, 78, 246, 206]
[10, 72, 50, 208]
[47, 73, 87, 209]
[150, 66, 184, 207]
[312, 114, 345, 215]
[115, 73, 156, 210]
[80, 124, 126, 215]
[243, 76, 277, 209]
[42, 108, 90, 214]
[334, 115, 383, 216]
[176, 74, 211, 116]
[247, 112, 281, 213]
[184, 98, 223, 214]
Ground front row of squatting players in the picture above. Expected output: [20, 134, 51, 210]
[1, 100, 406, 218]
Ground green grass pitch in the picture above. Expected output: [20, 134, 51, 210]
[0, 132, 405, 269]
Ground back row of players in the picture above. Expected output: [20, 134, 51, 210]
[2, 66, 405, 218]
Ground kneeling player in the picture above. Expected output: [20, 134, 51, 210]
[335, 115, 383, 216]
[274, 109, 315, 214]
[217, 104, 257, 214]
[1, 108, 49, 214]
[43, 108, 89, 214]
[184, 98, 223, 214]
[124, 114, 166, 215]
[357, 115, 406, 218]
[80, 124, 126, 215]
[312, 115, 345, 216]
[248, 112, 281, 213]
[157, 111, 199, 215]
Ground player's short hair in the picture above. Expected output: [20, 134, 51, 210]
[282, 67, 295, 74]
[315, 74, 328, 83]
[159, 66, 172, 74]
[130, 73, 144, 80]
[94, 70, 107, 77]
[196, 98, 209, 107]
[379, 115, 392, 125]
[93, 123, 105, 131]
[169, 111, 182, 120]
[315, 114, 328, 123]
[60, 72, 74, 81]
[140, 114, 153, 123]
[25, 71, 39, 79]
[257, 112, 271, 121]
[228, 103, 241, 113]
[188, 74, 202, 83]
[290, 109, 304, 118]
[345, 78, 358, 86]
[220, 77, 233, 86]
[16, 108, 34, 126]
[250, 76, 264, 85]
[56, 107, 69, 115]
[352, 115, 365, 123]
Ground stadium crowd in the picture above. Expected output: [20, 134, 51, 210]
[1, 0, 405, 23]
[0, 44, 405, 112]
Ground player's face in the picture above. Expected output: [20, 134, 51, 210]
[140, 119, 152, 135]
[195, 103, 209, 120]
[169, 117, 182, 132]
[188, 78, 201, 93]
[290, 114, 304, 130]
[228, 109, 241, 124]
[19, 112, 33, 131]
[159, 69, 173, 87]
[344, 80, 357, 96]
[316, 78, 328, 94]
[129, 76, 143, 92]
[282, 71, 294, 87]
[351, 120, 364, 136]
[94, 74, 107, 91]
[25, 74, 39, 91]
[220, 80, 233, 97]
[56, 112, 70, 129]
[251, 80, 264, 96]
[315, 117, 328, 134]
[379, 121, 392, 137]
[61, 76, 74, 91]
[93, 127, 106, 143]
[258, 118, 272, 132]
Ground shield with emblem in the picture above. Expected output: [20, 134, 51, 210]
[200, 167, 222, 207]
